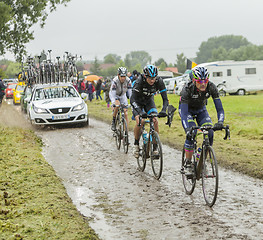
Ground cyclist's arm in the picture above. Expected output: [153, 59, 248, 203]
[180, 102, 189, 130]
[160, 89, 169, 112]
[157, 78, 169, 112]
[210, 82, 225, 122]
[127, 79, 132, 99]
[109, 81, 117, 105]
[213, 98, 225, 122]
[130, 88, 142, 116]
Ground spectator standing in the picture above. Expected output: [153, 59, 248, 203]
[95, 79, 102, 100]
[0, 78, 6, 104]
[80, 80, 86, 93]
[103, 78, 111, 108]
[86, 81, 94, 102]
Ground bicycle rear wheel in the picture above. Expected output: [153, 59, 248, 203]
[202, 146, 218, 207]
[122, 118, 129, 154]
[115, 118, 121, 150]
[137, 141, 147, 172]
[181, 146, 196, 195]
[150, 131, 163, 180]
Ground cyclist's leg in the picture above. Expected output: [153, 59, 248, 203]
[184, 113, 196, 161]
[111, 99, 120, 131]
[119, 95, 129, 128]
[197, 107, 214, 146]
[145, 98, 158, 133]
[132, 105, 144, 157]
[144, 100, 159, 152]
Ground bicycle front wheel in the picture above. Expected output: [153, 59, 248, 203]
[181, 146, 196, 195]
[150, 131, 163, 180]
[115, 118, 121, 150]
[122, 118, 129, 154]
[137, 140, 147, 172]
[202, 146, 218, 207]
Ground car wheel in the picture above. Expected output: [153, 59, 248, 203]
[219, 90, 226, 97]
[237, 89, 246, 96]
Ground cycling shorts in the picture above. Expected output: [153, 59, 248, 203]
[132, 97, 157, 117]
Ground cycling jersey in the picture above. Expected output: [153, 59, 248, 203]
[130, 75, 168, 115]
[109, 76, 132, 105]
[179, 80, 225, 134]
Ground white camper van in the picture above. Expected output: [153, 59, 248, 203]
[163, 74, 190, 94]
[198, 60, 263, 96]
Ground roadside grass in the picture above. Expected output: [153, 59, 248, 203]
[0, 126, 99, 240]
[87, 93, 263, 179]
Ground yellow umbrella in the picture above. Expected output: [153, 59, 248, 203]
[79, 70, 90, 76]
[84, 75, 101, 82]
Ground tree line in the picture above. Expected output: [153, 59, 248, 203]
[1, 1, 263, 78]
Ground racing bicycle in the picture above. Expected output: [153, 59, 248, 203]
[136, 113, 167, 180]
[113, 104, 129, 154]
[181, 124, 230, 207]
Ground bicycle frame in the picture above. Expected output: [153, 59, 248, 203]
[181, 124, 230, 206]
[114, 104, 129, 153]
[137, 113, 165, 179]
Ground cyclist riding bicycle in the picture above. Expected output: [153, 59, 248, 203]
[109, 67, 132, 131]
[130, 64, 168, 158]
[179, 66, 225, 175]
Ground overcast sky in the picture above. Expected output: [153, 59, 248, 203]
[3, 0, 263, 63]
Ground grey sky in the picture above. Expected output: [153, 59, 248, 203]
[4, 0, 263, 63]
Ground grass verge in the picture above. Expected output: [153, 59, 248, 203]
[87, 93, 263, 180]
[0, 125, 99, 240]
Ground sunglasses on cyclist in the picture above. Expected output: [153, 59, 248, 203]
[146, 76, 156, 80]
[195, 79, 209, 84]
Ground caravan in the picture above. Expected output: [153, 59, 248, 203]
[198, 60, 263, 96]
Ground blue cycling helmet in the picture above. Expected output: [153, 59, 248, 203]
[190, 66, 210, 80]
[143, 64, 158, 78]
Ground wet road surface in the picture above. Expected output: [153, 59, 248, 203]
[37, 118, 263, 240]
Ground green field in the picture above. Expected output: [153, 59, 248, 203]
[87, 93, 263, 179]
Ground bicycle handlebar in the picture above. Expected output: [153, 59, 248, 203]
[112, 104, 131, 108]
[190, 124, 230, 140]
[137, 113, 167, 126]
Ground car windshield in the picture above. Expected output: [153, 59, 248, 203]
[8, 84, 17, 89]
[16, 85, 25, 91]
[33, 86, 79, 100]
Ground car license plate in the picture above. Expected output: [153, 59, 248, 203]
[52, 114, 70, 120]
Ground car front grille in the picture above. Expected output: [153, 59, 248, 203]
[46, 117, 75, 123]
[49, 107, 71, 114]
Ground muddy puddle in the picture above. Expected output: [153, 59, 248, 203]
[1, 101, 262, 240]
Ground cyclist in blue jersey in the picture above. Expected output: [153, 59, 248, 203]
[130, 64, 168, 158]
[179, 66, 225, 175]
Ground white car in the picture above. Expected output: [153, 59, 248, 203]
[27, 82, 89, 126]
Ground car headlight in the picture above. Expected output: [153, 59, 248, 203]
[72, 103, 85, 111]
[33, 104, 49, 114]
[16, 93, 21, 98]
